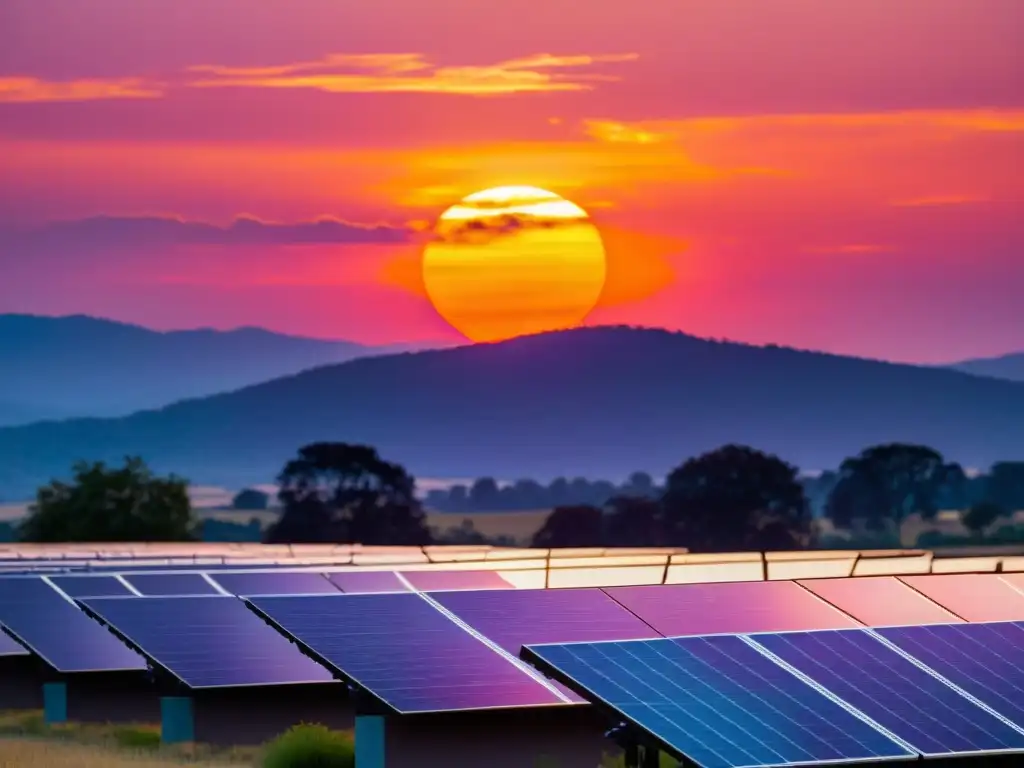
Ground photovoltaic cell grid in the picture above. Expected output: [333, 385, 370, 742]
[50, 575, 135, 598]
[210, 571, 341, 596]
[751, 627, 1024, 757]
[0, 577, 145, 672]
[80, 596, 336, 689]
[248, 592, 565, 713]
[604, 581, 859, 637]
[433, 588, 663, 702]
[876, 621, 1024, 728]
[0, 628, 28, 656]
[523, 635, 916, 768]
[326, 571, 408, 593]
[798, 576, 961, 627]
[123, 573, 221, 596]
[899, 574, 1024, 622]
[403, 570, 513, 591]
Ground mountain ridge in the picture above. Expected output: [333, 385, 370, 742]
[1, 325, 1022, 498]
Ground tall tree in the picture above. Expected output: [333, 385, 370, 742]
[661, 445, 811, 552]
[20, 457, 194, 542]
[961, 501, 1006, 536]
[604, 495, 664, 547]
[987, 462, 1024, 513]
[825, 443, 959, 530]
[265, 442, 431, 545]
[531, 505, 605, 548]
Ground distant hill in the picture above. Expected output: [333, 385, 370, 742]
[947, 352, 1024, 383]
[0, 314, 441, 425]
[1, 325, 1023, 498]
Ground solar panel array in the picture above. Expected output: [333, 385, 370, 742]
[524, 623, 1024, 768]
[2, 565, 1024, 768]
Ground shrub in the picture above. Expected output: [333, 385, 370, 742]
[262, 724, 354, 768]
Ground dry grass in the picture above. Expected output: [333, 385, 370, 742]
[427, 509, 552, 543]
[0, 711, 256, 767]
[0, 738, 239, 767]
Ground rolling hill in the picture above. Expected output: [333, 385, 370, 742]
[1, 325, 1023, 498]
[948, 352, 1024, 383]
[0, 314, 441, 425]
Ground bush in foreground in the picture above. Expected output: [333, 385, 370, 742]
[262, 724, 354, 768]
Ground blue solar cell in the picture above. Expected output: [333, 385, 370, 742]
[0, 577, 145, 673]
[0, 628, 28, 656]
[123, 573, 220, 595]
[875, 622, 1024, 728]
[751, 628, 1024, 757]
[326, 571, 407, 593]
[210, 572, 340, 596]
[50, 575, 134, 598]
[248, 593, 566, 713]
[80, 596, 336, 689]
[523, 635, 915, 768]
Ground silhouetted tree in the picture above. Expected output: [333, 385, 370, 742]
[532, 505, 605, 548]
[620, 471, 656, 498]
[232, 488, 269, 511]
[20, 457, 194, 542]
[435, 519, 489, 545]
[962, 501, 1006, 535]
[987, 462, 1024, 512]
[661, 445, 811, 552]
[469, 477, 501, 510]
[265, 442, 431, 545]
[604, 495, 664, 547]
[826, 444, 960, 530]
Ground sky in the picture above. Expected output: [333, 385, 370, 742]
[0, 0, 1022, 363]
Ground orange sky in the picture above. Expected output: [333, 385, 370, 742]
[0, 0, 1022, 362]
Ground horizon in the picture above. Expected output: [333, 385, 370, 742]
[2, 1, 1023, 363]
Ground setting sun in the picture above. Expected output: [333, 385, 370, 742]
[421, 186, 607, 342]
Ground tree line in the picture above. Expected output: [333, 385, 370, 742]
[10, 441, 1024, 551]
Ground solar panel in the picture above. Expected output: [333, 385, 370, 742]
[899, 575, 1024, 622]
[875, 622, 1024, 728]
[247, 593, 566, 713]
[523, 635, 916, 768]
[0, 628, 28, 656]
[432, 588, 662, 703]
[604, 581, 859, 636]
[209, 572, 340, 596]
[750, 628, 1024, 757]
[50, 575, 135, 598]
[0, 578, 145, 672]
[80, 596, 336, 689]
[798, 576, 961, 627]
[326, 571, 407, 594]
[401, 570, 513, 592]
[123, 573, 221, 596]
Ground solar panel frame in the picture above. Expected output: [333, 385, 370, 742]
[49, 575, 136, 598]
[749, 627, 1024, 758]
[78, 595, 338, 690]
[522, 635, 918, 768]
[247, 592, 569, 715]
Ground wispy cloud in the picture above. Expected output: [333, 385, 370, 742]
[0, 76, 162, 103]
[187, 52, 639, 95]
[2, 215, 412, 248]
[890, 195, 988, 207]
[0, 52, 638, 103]
[582, 110, 1024, 143]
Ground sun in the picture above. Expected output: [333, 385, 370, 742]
[421, 186, 607, 343]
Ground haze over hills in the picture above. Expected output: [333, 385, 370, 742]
[1, 326, 1023, 499]
[947, 352, 1024, 383]
[0, 314, 445, 426]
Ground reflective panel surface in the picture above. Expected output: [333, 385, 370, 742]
[124, 573, 221, 596]
[403, 570, 513, 591]
[799, 576, 961, 626]
[50, 575, 135, 598]
[326, 571, 408, 593]
[249, 593, 564, 713]
[605, 581, 859, 636]
[82, 595, 336, 688]
[210, 572, 340, 596]
[0, 577, 145, 672]
[524, 635, 915, 768]
[900, 575, 1024, 622]
[752, 628, 1024, 756]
